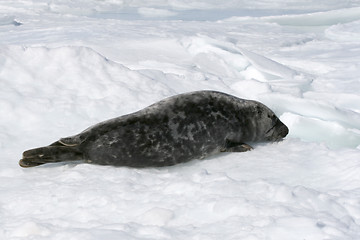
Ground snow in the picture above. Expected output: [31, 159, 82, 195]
[0, 0, 360, 239]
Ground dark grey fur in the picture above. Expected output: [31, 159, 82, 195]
[19, 91, 288, 168]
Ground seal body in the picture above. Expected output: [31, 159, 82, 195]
[20, 91, 288, 168]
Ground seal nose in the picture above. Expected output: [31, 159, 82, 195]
[272, 119, 289, 140]
[279, 124, 289, 138]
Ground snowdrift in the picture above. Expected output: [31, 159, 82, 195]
[0, 1, 360, 239]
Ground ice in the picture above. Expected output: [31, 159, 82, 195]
[1, 0, 360, 239]
[138, 8, 177, 18]
[282, 112, 360, 149]
[0, 16, 21, 26]
[12, 222, 51, 238]
[263, 7, 360, 26]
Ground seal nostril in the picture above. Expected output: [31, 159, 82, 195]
[280, 125, 289, 137]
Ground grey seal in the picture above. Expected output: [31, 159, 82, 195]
[19, 91, 288, 168]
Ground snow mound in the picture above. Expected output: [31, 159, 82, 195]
[0, 46, 173, 152]
[1, 40, 359, 153]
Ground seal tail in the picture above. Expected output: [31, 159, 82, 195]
[19, 145, 84, 168]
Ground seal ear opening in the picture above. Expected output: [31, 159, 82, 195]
[19, 145, 84, 168]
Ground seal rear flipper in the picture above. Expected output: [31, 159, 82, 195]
[19, 146, 84, 168]
[221, 139, 253, 152]
[19, 158, 47, 167]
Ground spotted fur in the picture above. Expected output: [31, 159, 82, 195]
[20, 91, 288, 168]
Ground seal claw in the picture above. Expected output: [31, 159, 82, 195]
[19, 159, 44, 168]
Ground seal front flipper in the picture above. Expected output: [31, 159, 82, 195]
[19, 143, 84, 168]
[220, 139, 253, 152]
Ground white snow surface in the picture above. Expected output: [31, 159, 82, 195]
[1, 1, 360, 239]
